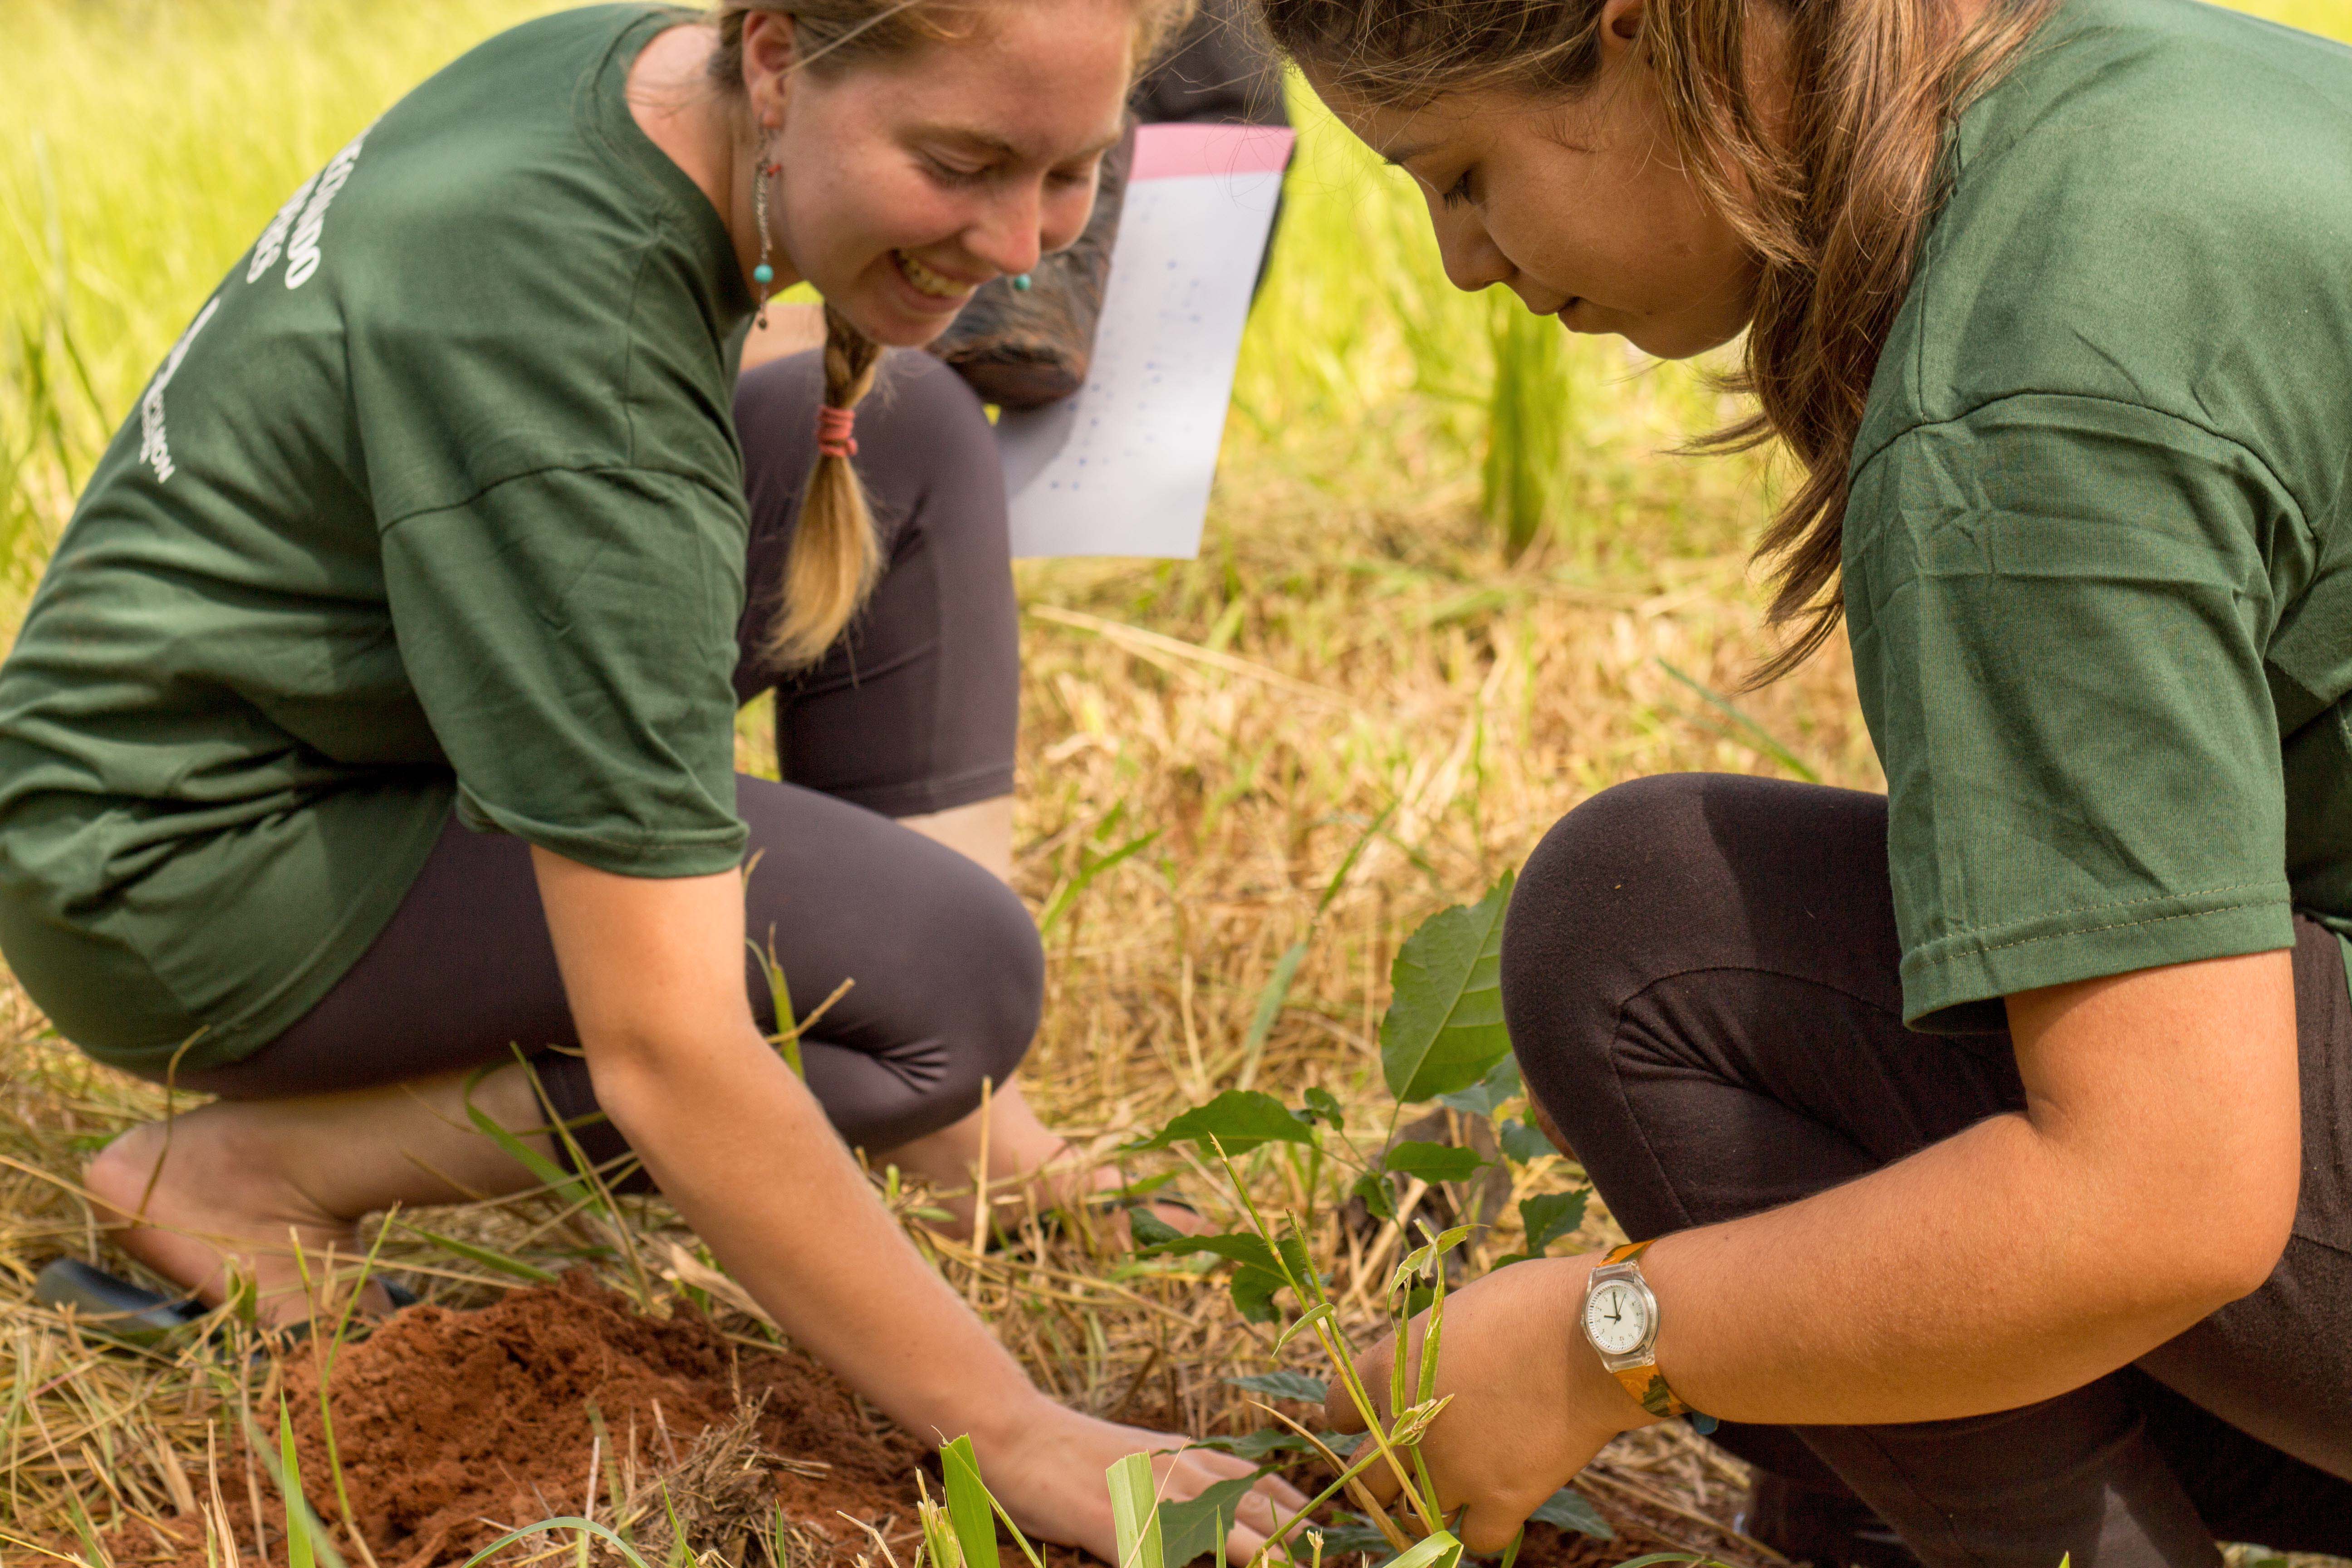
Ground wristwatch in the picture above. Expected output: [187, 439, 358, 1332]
[1581, 1240, 1713, 1430]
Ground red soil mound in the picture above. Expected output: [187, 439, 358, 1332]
[96, 1274, 1701, 1568]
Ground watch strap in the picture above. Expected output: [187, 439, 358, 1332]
[1597, 1240, 1695, 1419]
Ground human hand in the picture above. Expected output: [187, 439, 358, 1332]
[1324, 1254, 1652, 1553]
[970, 1397, 1309, 1563]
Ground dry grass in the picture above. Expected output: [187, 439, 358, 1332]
[5, 0, 2349, 1563]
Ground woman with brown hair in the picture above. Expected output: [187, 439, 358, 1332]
[0, 0, 1303, 1553]
[1256, 0, 2352, 1561]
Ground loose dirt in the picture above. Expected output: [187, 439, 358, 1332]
[93, 1274, 1710, 1568]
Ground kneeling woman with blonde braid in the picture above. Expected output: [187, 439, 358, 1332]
[0, 1, 1302, 1553]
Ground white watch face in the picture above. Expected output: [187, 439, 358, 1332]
[1585, 1279, 1651, 1357]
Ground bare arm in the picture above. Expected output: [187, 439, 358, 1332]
[1342, 951, 2303, 1549]
[532, 849, 1038, 1438]
[530, 849, 1303, 1556]
[1651, 947, 2300, 1419]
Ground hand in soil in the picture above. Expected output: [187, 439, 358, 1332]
[975, 1400, 1309, 1563]
[1325, 1253, 1648, 1554]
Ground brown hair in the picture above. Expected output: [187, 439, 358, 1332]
[711, 0, 1194, 664]
[1259, 0, 2052, 680]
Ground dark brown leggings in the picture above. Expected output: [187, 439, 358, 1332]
[1500, 774, 2352, 1567]
[163, 349, 1037, 1163]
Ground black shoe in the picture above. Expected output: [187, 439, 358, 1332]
[33, 1257, 417, 1349]
[1740, 1472, 1923, 1568]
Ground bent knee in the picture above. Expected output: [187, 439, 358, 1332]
[912, 861, 1044, 1101]
[862, 351, 999, 489]
[1503, 776, 1719, 1019]
[1501, 775, 1724, 1141]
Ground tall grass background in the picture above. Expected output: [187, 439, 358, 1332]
[3, 1, 2350, 1564]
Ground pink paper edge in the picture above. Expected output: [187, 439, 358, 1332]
[1129, 122, 1297, 181]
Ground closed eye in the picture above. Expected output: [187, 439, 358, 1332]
[1440, 169, 1475, 210]
[923, 155, 991, 187]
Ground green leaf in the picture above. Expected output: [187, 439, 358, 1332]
[1435, 1058, 1521, 1119]
[941, 1436, 1000, 1568]
[1518, 1190, 1590, 1258]
[1498, 1116, 1556, 1165]
[1381, 877, 1515, 1102]
[1128, 1207, 1189, 1250]
[1134, 1230, 1294, 1323]
[1385, 1529, 1463, 1568]
[1395, 1223, 1476, 1286]
[1105, 1453, 1165, 1568]
[1529, 1488, 1613, 1541]
[1135, 1230, 1277, 1270]
[1274, 1301, 1335, 1352]
[1158, 1473, 1259, 1567]
[1351, 1171, 1398, 1222]
[1382, 1142, 1486, 1184]
[1224, 1371, 1328, 1404]
[1229, 1267, 1284, 1324]
[1301, 1087, 1346, 1130]
[1127, 1090, 1319, 1153]
[1192, 1428, 1347, 1462]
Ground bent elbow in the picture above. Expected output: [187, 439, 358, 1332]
[2201, 1189, 2298, 1304]
[2141, 1176, 2298, 1315]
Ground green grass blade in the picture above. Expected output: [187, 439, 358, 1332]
[1040, 828, 1161, 935]
[453, 1519, 656, 1568]
[1385, 1531, 1464, 1568]
[1235, 939, 1308, 1090]
[460, 1063, 598, 1211]
[392, 1219, 558, 1284]
[940, 1436, 1001, 1568]
[64, 1489, 112, 1568]
[281, 1394, 312, 1568]
[1105, 1452, 1165, 1568]
[1653, 659, 1820, 783]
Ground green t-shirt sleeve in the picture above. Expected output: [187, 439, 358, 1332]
[381, 465, 748, 877]
[1846, 393, 2301, 1030]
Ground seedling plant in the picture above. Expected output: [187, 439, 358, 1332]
[1095, 877, 1616, 1568]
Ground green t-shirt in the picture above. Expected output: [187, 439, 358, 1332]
[1847, 0, 2352, 1028]
[0, 5, 755, 1074]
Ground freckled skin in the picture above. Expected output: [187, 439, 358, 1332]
[1308, 0, 1759, 359]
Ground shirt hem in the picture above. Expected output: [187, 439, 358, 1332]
[458, 788, 749, 878]
[73, 790, 458, 1075]
[1901, 896, 2294, 1031]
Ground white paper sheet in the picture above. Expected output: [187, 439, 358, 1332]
[996, 122, 1294, 559]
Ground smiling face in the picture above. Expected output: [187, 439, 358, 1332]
[749, 0, 1133, 347]
[1310, 12, 1758, 360]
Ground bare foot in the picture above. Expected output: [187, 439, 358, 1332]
[84, 1109, 388, 1328]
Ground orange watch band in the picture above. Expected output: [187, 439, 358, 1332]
[1598, 1240, 1696, 1420]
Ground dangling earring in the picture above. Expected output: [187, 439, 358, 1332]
[751, 137, 780, 328]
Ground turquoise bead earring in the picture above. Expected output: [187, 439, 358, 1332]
[1011, 273, 1033, 292]
[751, 141, 780, 328]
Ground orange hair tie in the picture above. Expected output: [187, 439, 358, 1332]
[816, 405, 859, 461]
